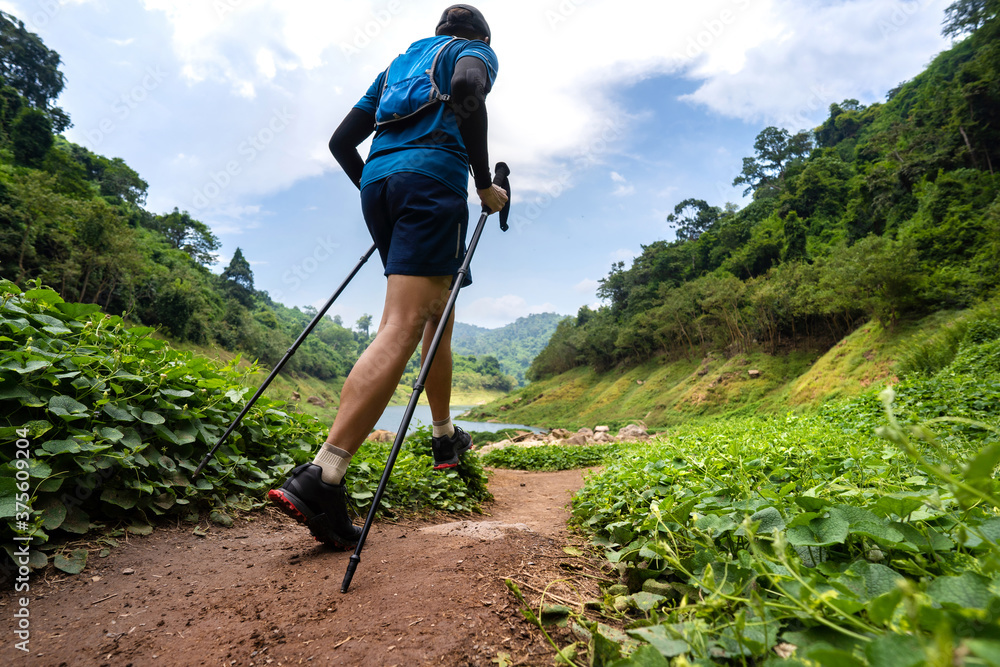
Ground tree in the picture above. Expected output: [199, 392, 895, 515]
[356, 314, 373, 338]
[0, 11, 70, 131]
[666, 198, 721, 241]
[221, 247, 254, 305]
[11, 107, 53, 167]
[942, 0, 999, 38]
[733, 127, 813, 197]
[152, 208, 220, 265]
[781, 211, 808, 263]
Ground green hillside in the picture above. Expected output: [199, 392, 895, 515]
[451, 312, 565, 385]
[513, 3, 999, 422]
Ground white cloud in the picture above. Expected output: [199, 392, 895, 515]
[610, 248, 636, 264]
[575, 278, 599, 294]
[461, 294, 557, 328]
[682, 0, 952, 128]
[52, 0, 947, 218]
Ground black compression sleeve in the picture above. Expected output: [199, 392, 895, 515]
[451, 55, 492, 190]
[329, 107, 375, 190]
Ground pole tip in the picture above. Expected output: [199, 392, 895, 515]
[341, 554, 361, 593]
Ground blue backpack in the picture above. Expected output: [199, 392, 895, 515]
[375, 37, 460, 127]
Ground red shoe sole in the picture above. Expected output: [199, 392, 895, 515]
[268, 489, 309, 525]
[268, 489, 356, 549]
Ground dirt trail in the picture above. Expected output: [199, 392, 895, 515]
[1, 468, 600, 666]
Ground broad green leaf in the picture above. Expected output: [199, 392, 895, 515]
[867, 588, 904, 627]
[629, 591, 666, 611]
[42, 323, 72, 335]
[794, 496, 833, 512]
[592, 627, 623, 665]
[963, 517, 1000, 550]
[965, 640, 1000, 666]
[160, 388, 194, 398]
[745, 506, 785, 535]
[27, 458, 52, 479]
[103, 402, 135, 421]
[832, 561, 905, 603]
[23, 288, 64, 304]
[0, 477, 17, 518]
[832, 505, 880, 526]
[36, 495, 67, 530]
[55, 302, 101, 318]
[926, 572, 993, 610]
[49, 394, 88, 417]
[54, 549, 88, 574]
[42, 438, 81, 454]
[848, 520, 907, 548]
[786, 513, 849, 547]
[615, 644, 669, 667]
[60, 505, 91, 534]
[97, 426, 125, 443]
[627, 625, 689, 658]
[873, 495, 927, 520]
[2, 358, 50, 374]
[694, 513, 738, 537]
[864, 633, 924, 667]
[892, 521, 955, 552]
[101, 487, 140, 509]
[28, 313, 65, 327]
[139, 410, 166, 425]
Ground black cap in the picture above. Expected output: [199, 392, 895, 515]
[436, 4, 491, 42]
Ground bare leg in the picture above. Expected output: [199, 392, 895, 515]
[325, 274, 451, 455]
[423, 309, 455, 423]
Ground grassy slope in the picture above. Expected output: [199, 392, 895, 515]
[464, 312, 962, 430]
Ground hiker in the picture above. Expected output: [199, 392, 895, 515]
[268, 5, 507, 549]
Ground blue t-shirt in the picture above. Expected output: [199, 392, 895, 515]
[355, 36, 498, 198]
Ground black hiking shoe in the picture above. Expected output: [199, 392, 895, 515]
[431, 426, 474, 470]
[267, 463, 363, 549]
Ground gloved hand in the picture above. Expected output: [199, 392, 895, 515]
[477, 183, 508, 214]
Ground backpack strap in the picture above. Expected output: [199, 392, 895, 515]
[375, 37, 461, 127]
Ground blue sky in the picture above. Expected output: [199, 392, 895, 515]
[1, 0, 953, 328]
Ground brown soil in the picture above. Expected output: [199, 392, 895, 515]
[1, 468, 611, 667]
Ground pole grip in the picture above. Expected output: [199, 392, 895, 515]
[490, 162, 511, 231]
[493, 161, 510, 185]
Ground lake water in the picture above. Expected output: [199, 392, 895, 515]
[372, 405, 543, 436]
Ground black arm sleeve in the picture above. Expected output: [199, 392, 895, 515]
[329, 107, 375, 190]
[450, 55, 492, 190]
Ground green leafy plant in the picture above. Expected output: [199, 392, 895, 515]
[0, 282, 490, 571]
[561, 340, 1000, 665]
[481, 443, 619, 471]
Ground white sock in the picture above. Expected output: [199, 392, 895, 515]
[432, 417, 455, 439]
[312, 443, 351, 485]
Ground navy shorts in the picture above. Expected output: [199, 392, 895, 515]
[360, 172, 472, 287]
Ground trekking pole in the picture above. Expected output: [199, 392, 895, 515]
[341, 162, 510, 593]
[193, 243, 378, 479]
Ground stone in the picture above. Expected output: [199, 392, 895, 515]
[306, 395, 326, 407]
[617, 424, 649, 441]
[595, 425, 610, 433]
[367, 429, 395, 443]
[291, 391, 301, 400]
[577, 427, 594, 437]
[748, 369, 761, 378]
[549, 428, 572, 440]
[567, 434, 588, 446]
